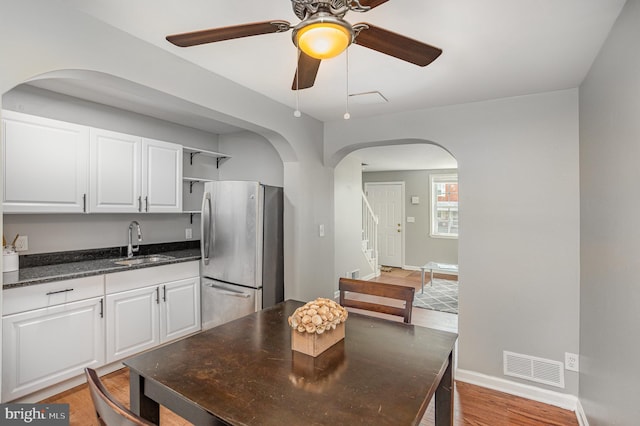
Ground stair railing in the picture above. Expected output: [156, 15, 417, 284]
[362, 191, 379, 273]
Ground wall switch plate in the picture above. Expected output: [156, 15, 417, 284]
[185, 228, 192, 239]
[407, 217, 415, 223]
[565, 352, 579, 372]
[14, 235, 28, 251]
[319, 224, 325, 237]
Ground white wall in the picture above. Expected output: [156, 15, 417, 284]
[218, 131, 284, 187]
[3, 214, 193, 254]
[334, 156, 376, 284]
[325, 89, 581, 395]
[579, 0, 640, 423]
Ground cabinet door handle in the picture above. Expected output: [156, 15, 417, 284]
[156, 287, 160, 304]
[99, 298, 104, 318]
[138, 196, 142, 212]
[46, 288, 74, 296]
[145, 196, 149, 212]
[162, 285, 167, 302]
[83, 194, 87, 213]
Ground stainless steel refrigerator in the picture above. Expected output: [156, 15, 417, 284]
[200, 180, 284, 330]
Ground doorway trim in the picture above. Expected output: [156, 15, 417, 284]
[364, 181, 405, 269]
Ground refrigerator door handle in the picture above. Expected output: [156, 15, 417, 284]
[201, 191, 212, 265]
[205, 282, 252, 298]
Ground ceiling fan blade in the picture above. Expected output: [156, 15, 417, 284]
[167, 20, 291, 47]
[292, 52, 322, 90]
[354, 23, 442, 67]
[356, 0, 391, 9]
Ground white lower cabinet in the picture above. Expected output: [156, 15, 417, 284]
[161, 277, 201, 342]
[2, 262, 200, 401]
[105, 285, 160, 363]
[2, 297, 105, 401]
[106, 274, 200, 363]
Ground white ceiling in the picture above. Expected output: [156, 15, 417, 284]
[30, 1, 623, 171]
[65, 0, 625, 123]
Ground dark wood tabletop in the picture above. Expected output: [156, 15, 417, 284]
[125, 300, 458, 426]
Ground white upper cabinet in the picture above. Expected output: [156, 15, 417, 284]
[4, 111, 183, 214]
[89, 128, 142, 213]
[2, 110, 89, 213]
[142, 138, 182, 213]
[89, 132, 182, 213]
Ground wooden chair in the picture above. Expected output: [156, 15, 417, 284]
[339, 278, 415, 323]
[85, 368, 156, 426]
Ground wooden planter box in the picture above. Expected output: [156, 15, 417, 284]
[291, 322, 345, 357]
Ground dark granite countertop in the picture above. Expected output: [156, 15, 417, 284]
[3, 242, 201, 290]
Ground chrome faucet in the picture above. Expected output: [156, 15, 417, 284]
[127, 221, 143, 258]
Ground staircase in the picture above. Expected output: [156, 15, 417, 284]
[362, 191, 379, 275]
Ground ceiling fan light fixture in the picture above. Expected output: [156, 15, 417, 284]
[293, 16, 353, 60]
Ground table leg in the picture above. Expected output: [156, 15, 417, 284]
[421, 268, 426, 294]
[129, 370, 160, 424]
[430, 268, 434, 287]
[435, 351, 454, 426]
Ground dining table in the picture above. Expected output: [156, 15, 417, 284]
[124, 299, 458, 426]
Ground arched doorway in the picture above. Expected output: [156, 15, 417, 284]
[333, 141, 459, 332]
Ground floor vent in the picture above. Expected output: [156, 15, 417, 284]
[503, 351, 564, 388]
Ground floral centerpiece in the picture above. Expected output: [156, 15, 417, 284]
[288, 298, 348, 357]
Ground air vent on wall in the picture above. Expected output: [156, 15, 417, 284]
[503, 351, 564, 388]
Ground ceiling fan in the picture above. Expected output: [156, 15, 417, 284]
[166, 0, 442, 90]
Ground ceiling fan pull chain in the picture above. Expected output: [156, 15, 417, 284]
[294, 48, 302, 118]
[344, 48, 351, 120]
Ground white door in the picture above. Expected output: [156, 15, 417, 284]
[2, 111, 89, 213]
[142, 138, 183, 213]
[2, 297, 105, 401]
[106, 285, 160, 363]
[160, 277, 201, 342]
[89, 128, 141, 213]
[365, 183, 404, 267]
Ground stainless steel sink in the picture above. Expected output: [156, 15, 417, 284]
[113, 255, 175, 266]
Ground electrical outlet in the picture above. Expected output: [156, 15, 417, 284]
[14, 235, 28, 252]
[185, 228, 193, 239]
[565, 352, 579, 372]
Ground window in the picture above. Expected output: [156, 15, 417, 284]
[430, 174, 458, 238]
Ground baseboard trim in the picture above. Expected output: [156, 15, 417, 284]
[404, 265, 458, 279]
[403, 265, 421, 271]
[575, 398, 589, 426]
[455, 368, 578, 411]
[361, 271, 378, 281]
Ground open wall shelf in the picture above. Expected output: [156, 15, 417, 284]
[183, 146, 230, 168]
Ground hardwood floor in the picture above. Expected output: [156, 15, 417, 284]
[40, 268, 578, 425]
[370, 267, 459, 333]
[41, 369, 190, 426]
